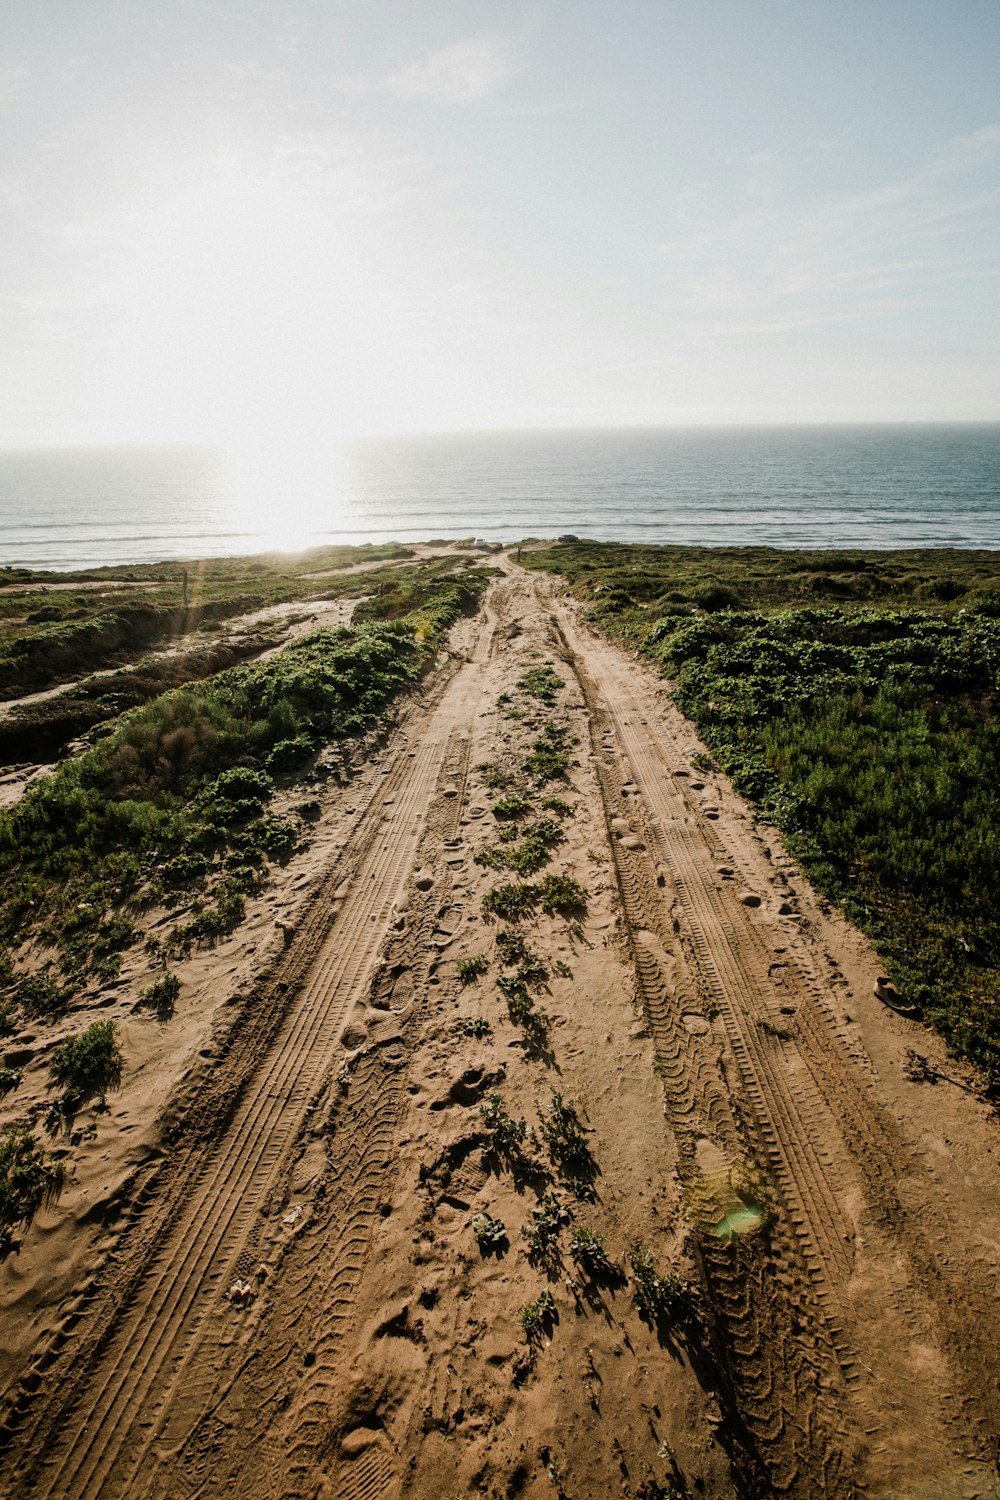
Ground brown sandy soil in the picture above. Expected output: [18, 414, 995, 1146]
[1, 563, 998, 1500]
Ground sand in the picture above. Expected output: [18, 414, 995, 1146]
[1, 561, 998, 1499]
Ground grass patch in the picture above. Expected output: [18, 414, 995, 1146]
[48, 1020, 123, 1115]
[482, 881, 538, 923]
[517, 664, 565, 702]
[457, 954, 489, 984]
[524, 540, 1000, 1090]
[0, 1126, 64, 1255]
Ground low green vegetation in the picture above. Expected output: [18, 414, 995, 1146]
[0, 565, 490, 1014]
[629, 1243, 698, 1326]
[471, 1211, 507, 1251]
[537, 1092, 597, 1197]
[48, 1020, 123, 1117]
[519, 1288, 557, 1343]
[569, 1227, 617, 1280]
[0, 542, 414, 700]
[137, 971, 181, 1019]
[0, 1125, 64, 1255]
[516, 664, 565, 702]
[522, 1191, 572, 1263]
[457, 954, 489, 984]
[523, 540, 1000, 1089]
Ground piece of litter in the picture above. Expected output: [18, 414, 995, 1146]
[227, 1279, 254, 1306]
[283, 1205, 303, 1228]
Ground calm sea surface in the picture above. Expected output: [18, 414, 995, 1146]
[1, 425, 998, 572]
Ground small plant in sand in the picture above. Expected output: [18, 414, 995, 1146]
[536, 873, 588, 917]
[137, 971, 180, 1019]
[522, 1191, 573, 1263]
[0, 1069, 21, 1095]
[503, 835, 553, 876]
[538, 1093, 597, 1197]
[496, 927, 532, 966]
[519, 1288, 557, 1344]
[540, 795, 573, 818]
[479, 1094, 530, 1155]
[517, 664, 565, 702]
[629, 1244, 698, 1325]
[515, 951, 549, 987]
[0, 1124, 64, 1255]
[569, 1227, 618, 1281]
[524, 741, 570, 785]
[482, 882, 538, 923]
[492, 793, 533, 821]
[455, 1016, 493, 1039]
[13, 973, 68, 1022]
[471, 1211, 507, 1252]
[456, 954, 489, 984]
[477, 760, 515, 790]
[474, 847, 506, 870]
[47, 1020, 123, 1120]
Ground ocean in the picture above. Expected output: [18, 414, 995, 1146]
[1, 425, 997, 573]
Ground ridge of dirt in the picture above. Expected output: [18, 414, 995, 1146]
[0, 565, 997, 1500]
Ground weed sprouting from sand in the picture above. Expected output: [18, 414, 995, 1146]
[536, 874, 588, 917]
[482, 882, 538, 923]
[479, 1095, 529, 1156]
[519, 1288, 557, 1344]
[47, 1020, 123, 1123]
[517, 665, 565, 702]
[629, 1244, 698, 1326]
[137, 971, 180, 1019]
[569, 1228, 618, 1281]
[455, 1016, 493, 1039]
[492, 793, 532, 820]
[522, 1191, 572, 1264]
[496, 927, 532, 966]
[456, 954, 489, 984]
[0, 1125, 65, 1255]
[471, 1211, 508, 1253]
[538, 1093, 597, 1197]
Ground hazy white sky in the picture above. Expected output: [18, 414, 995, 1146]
[1, 0, 998, 455]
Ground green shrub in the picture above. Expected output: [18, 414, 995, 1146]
[471, 1211, 507, 1251]
[538, 1093, 596, 1195]
[522, 1191, 572, 1262]
[482, 882, 538, 923]
[457, 954, 489, 983]
[519, 1288, 557, 1343]
[138, 971, 180, 1018]
[495, 927, 531, 966]
[14, 973, 67, 1020]
[492, 794, 532, 820]
[629, 1244, 697, 1324]
[517, 665, 565, 701]
[569, 1227, 617, 1280]
[48, 1020, 123, 1110]
[0, 1125, 64, 1254]
[536, 874, 588, 917]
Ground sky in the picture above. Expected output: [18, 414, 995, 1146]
[1, 0, 998, 461]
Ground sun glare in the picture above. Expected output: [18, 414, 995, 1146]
[217, 435, 352, 555]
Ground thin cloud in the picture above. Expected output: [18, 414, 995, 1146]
[660, 124, 1000, 330]
[383, 36, 515, 102]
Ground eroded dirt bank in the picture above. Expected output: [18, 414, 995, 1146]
[1, 566, 998, 1500]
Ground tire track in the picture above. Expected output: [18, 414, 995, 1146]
[0, 619, 490, 1500]
[548, 605, 859, 1497]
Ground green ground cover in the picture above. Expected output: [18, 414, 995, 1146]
[522, 541, 1000, 1089]
[0, 542, 414, 700]
[0, 563, 491, 1017]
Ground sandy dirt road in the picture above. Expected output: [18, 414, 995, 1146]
[1, 565, 998, 1500]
